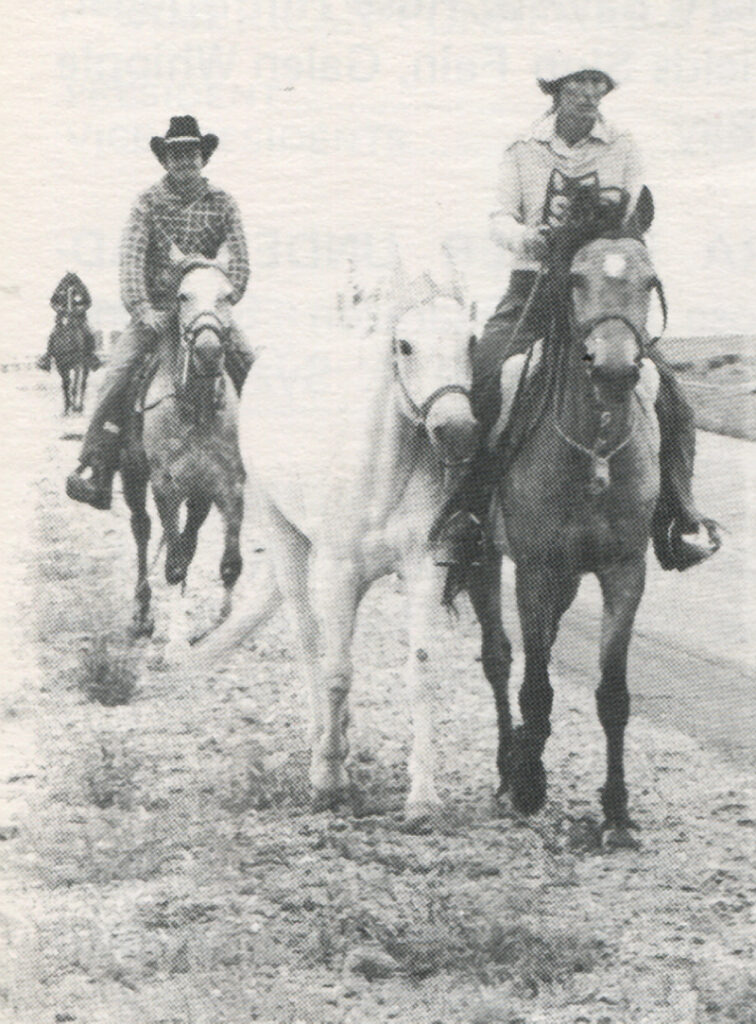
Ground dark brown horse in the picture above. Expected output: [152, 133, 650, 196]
[121, 250, 245, 658]
[49, 316, 91, 415]
[465, 201, 663, 848]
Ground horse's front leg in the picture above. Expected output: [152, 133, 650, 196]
[467, 552, 513, 799]
[121, 453, 154, 638]
[61, 369, 70, 416]
[154, 493, 191, 663]
[596, 557, 646, 849]
[512, 562, 579, 815]
[216, 475, 245, 622]
[403, 553, 448, 823]
[308, 553, 361, 811]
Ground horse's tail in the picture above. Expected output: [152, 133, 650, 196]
[165, 560, 282, 682]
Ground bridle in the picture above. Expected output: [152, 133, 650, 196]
[552, 275, 667, 495]
[391, 337, 474, 468]
[177, 310, 230, 393]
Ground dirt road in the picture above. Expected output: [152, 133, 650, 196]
[1, 371, 755, 1024]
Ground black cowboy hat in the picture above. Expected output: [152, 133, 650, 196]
[150, 116, 219, 165]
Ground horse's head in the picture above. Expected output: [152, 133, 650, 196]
[569, 237, 660, 403]
[391, 292, 480, 468]
[168, 244, 234, 406]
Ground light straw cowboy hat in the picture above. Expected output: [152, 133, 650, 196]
[536, 51, 619, 94]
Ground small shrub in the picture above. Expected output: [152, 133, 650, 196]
[82, 737, 138, 810]
[79, 637, 139, 706]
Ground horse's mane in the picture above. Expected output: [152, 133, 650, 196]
[174, 253, 229, 280]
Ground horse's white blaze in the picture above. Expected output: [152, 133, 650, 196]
[603, 252, 627, 278]
[178, 265, 234, 330]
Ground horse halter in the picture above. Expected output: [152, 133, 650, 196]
[555, 303, 651, 495]
[391, 338, 474, 466]
[178, 310, 230, 392]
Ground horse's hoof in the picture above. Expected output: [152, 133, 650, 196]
[129, 614, 155, 640]
[601, 824, 641, 852]
[511, 760, 547, 815]
[401, 800, 443, 833]
[162, 640, 191, 666]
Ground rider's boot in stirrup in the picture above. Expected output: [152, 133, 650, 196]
[651, 374, 721, 571]
[432, 451, 498, 567]
[66, 457, 115, 511]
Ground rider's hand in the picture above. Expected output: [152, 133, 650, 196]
[522, 225, 551, 261]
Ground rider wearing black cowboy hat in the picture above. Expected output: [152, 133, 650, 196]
[435, 53, 720, 572]
[66, 116, 254, 510]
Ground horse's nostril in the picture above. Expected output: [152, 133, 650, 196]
[432, 419, 480, 458]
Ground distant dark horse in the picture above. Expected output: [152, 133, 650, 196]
[49, 315, 91, 415]
[121, 248, 246, 660]
[460, 191, 663, 848]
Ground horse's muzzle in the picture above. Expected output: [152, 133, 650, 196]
[192, 327, 225, 374]
[426, 393, 480, 466]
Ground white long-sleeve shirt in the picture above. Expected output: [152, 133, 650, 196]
[490, 112, 644, 270]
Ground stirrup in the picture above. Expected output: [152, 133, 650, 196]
[65, 464, 113, 511]
[433, 510, 484, 568]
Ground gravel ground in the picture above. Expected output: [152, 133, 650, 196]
[0, 373, 754, 1024]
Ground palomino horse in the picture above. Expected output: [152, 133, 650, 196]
[183, 251, 480, 822]
[465, 206, 663, 848]
[121, 248, 245, 657]
[49, 316, 91, 415]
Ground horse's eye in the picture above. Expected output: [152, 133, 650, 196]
[469, 334, 477, 349]
[178, 292, 188, 303]
[398, 339, 413, 356]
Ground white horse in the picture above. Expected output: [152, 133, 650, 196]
[183, 252, 480, 821]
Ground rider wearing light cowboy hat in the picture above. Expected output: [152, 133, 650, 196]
[66, 116, 255, 510]
[436, 54, 720, 571]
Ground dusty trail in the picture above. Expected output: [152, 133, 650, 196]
[1, 372, 755, 1024]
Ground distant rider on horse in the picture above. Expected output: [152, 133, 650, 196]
[435, 54, 720, 571]
[66, 115, 254, 510]
[38, 271, 100, 372]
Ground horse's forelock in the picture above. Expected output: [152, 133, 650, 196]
[386, 272, 465, 329]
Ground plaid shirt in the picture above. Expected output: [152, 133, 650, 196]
[119, 176, 250, 320]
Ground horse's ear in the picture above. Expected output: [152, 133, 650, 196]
[630, 185, 655, 234]
[169, 241, 186, 264]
